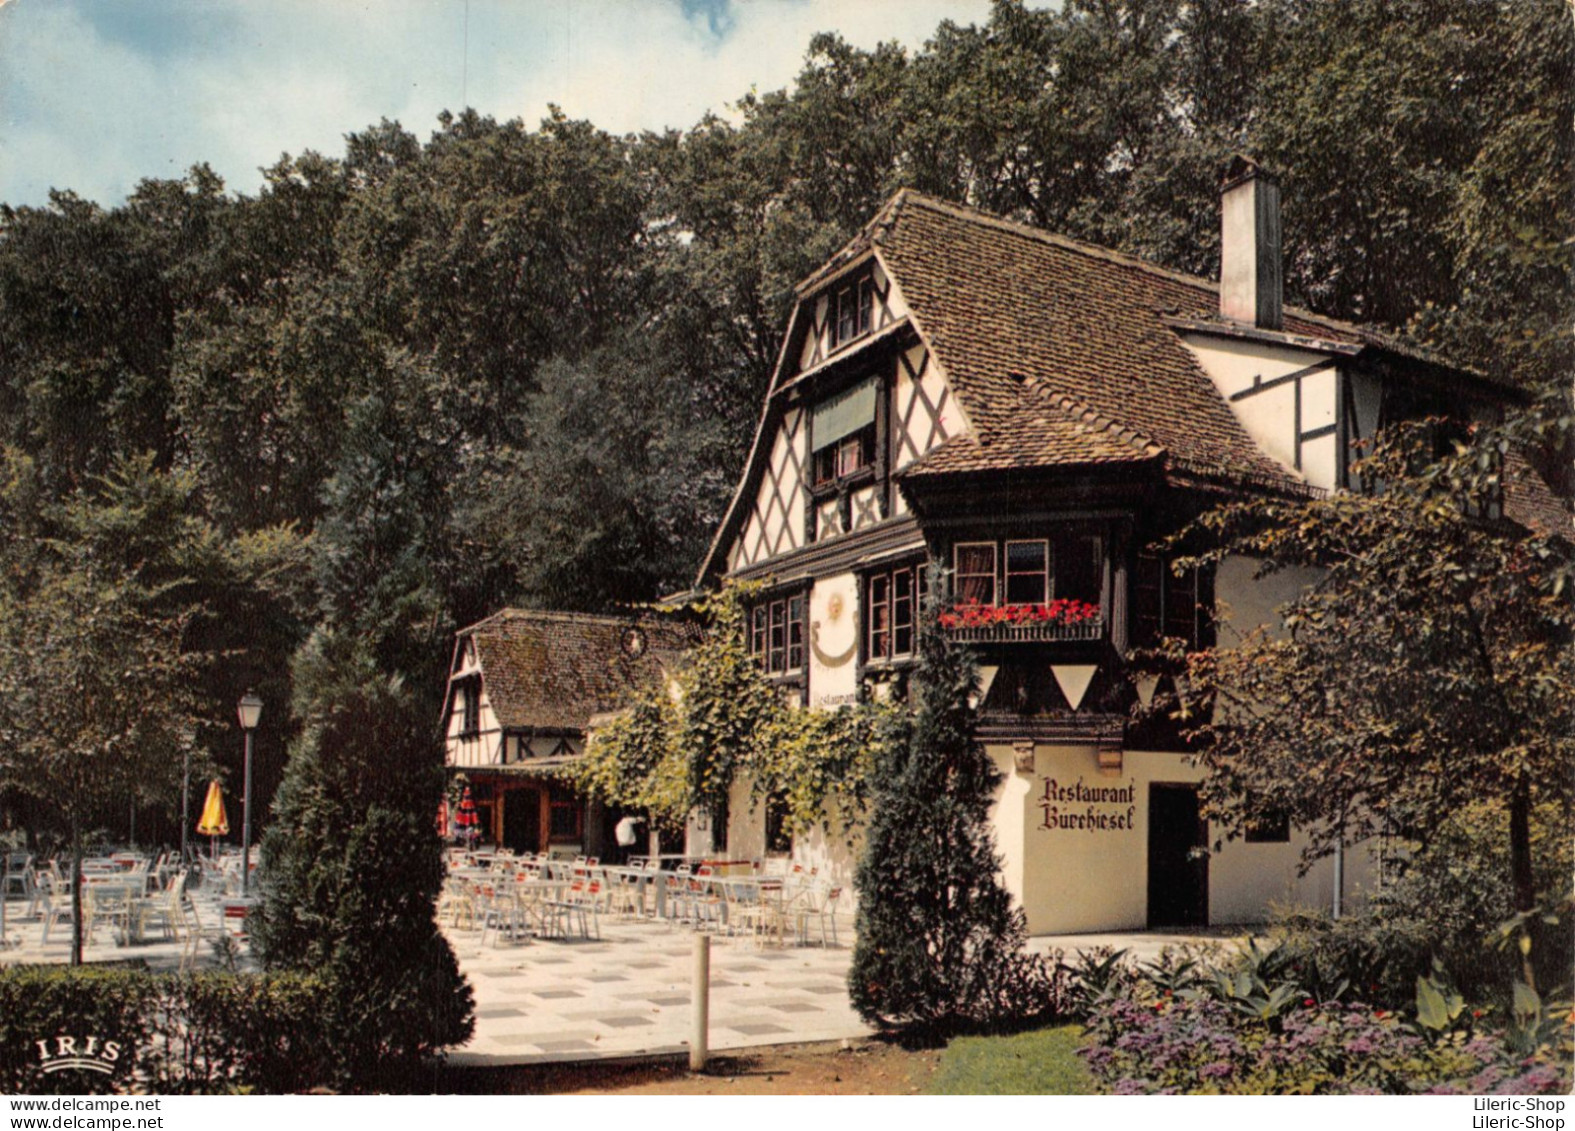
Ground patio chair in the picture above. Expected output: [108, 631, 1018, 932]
[37, 873, 72, 944]
[605, 868, 643, 919]
[134, 870, 190, 942]
[541, 885, 598, 941]
[690, 868, 726, 932]
[477, 884, 527, 947]
[662, 868, 693, 926]
[794, 885, 843, 947]
[83, 884, 134, 947]
[732, 879, 789, 948]
[178, 900, 225, 973]
[3, 853, 33, 901]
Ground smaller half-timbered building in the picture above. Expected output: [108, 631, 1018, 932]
[442, 609, 701, 857]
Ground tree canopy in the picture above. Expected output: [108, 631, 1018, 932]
[1157, 401, 1575, 982]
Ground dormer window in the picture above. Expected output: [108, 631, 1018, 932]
[833, 277, 874, 348]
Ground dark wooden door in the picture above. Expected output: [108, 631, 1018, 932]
[1147, 783, 1208, 927]
[502, 787, 542, 854]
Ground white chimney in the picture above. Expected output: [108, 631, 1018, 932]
[1219, 156, 1282, 330]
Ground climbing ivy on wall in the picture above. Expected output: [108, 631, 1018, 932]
[573, 584, 901, 839]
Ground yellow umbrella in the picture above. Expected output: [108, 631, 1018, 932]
[196, 780, 228, 861]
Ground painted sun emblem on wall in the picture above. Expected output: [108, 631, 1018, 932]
[826, 593, 845, 622]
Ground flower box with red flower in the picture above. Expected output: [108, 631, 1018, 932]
[938, 599, 1104, 642]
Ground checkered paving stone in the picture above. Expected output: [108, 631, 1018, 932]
[5, 890, 1241, 1066]
[2, 892, 875, 1068]
[441, 912, 872, 1066]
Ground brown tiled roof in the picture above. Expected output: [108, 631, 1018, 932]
[869, 192, 1334, 489]
[461, 610, 702, 733]
[901, 377, 1163, 476]
[1502, 449, 1572, 538]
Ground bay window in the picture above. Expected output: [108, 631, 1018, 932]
[954, 542, 998, 605]
[1004, 540, 1049, 604]
[951, 533, 1105, 608]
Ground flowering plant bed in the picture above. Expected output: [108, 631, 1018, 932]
[939, 600, 1103, 642]
[1081, 993, 1570, 1095]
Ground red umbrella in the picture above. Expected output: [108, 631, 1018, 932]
[455, 786, 479, 843]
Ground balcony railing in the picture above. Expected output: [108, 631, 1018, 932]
[938, 601, 1105, 644]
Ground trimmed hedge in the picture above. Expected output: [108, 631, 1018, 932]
[0, 966, 349, 1094]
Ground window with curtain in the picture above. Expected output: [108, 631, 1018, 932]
[812, 377, 878, 484]
[867, 564, 918, 661]
[954, 543, 998, 605]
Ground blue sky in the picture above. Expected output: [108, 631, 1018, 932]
[0, 0, 996, 208]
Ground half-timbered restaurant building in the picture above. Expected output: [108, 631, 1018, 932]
[443, 160, 1566, 935]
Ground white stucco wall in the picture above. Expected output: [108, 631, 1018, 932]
[1182, 335, 1347, 492]
[990, 743, 1372, 934]
[722, 775, 862, 916]
[808, 572, 860, 709]
[1213, 553, 1323, 648]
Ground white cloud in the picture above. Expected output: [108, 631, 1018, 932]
[0, 0, 995, 207]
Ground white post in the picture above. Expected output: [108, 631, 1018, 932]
[691, 933, 710, 1072]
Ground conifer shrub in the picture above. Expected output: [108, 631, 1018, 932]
[848, 577, 1052, 1034]
[251, 630, 473, 1091]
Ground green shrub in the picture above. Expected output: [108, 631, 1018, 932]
[1078, 943, 1573, 1095]
[0, 967, 338, 1094]
[1082, 981, 1572, 1095]
[1271, 801, 1573, 1011]
[849, 582, 1054, 1033]
[148, 972, 334, 1094]
[0, 967, 153, 1094]
[252, 630, 474, 1091]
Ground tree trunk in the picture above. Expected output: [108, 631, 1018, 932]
[70, 814, 83, 968]
[1509, 773, 1537, 990]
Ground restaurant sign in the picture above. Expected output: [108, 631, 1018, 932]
[1038, 776, 1137, 833]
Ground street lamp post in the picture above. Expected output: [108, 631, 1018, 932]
[180, 747, 190, 865]
[237, 692, 263, 898]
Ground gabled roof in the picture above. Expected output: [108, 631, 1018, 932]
[700, 189, 1559, 583]
[864, 191, 1333, 488]
[456, 610, 702, 734]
